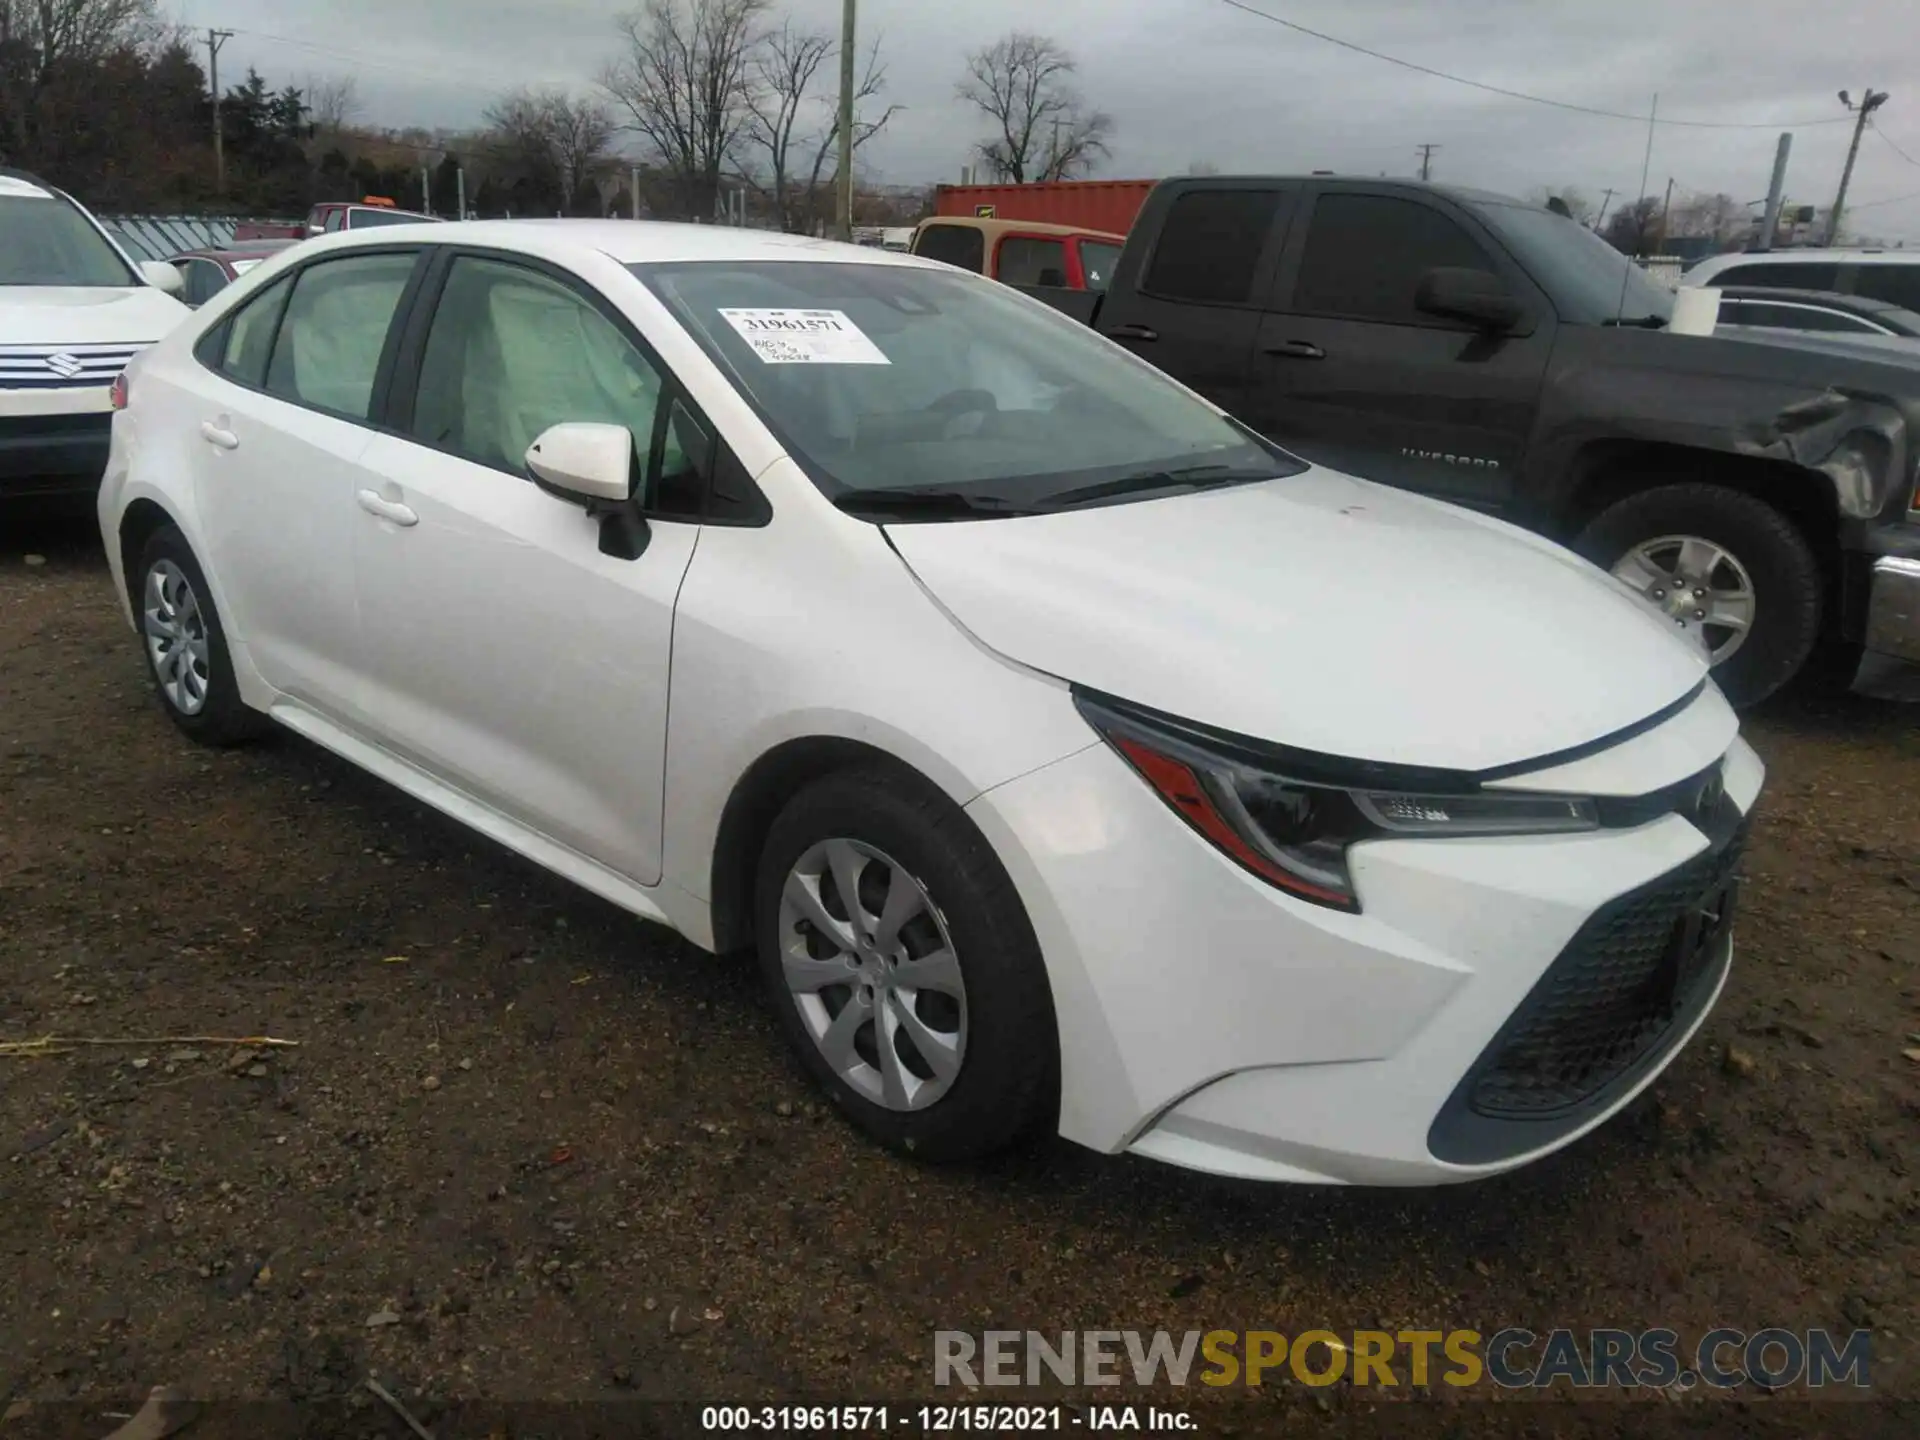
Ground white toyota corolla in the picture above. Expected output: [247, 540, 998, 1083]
[98, 221, 1763, 1185]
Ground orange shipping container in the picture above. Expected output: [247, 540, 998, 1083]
[933, 180, 1156, 237]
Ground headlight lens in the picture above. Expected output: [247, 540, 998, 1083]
[1080, 694, 1598, 912]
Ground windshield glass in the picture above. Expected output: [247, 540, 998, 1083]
[1080, 241, 1123, 291]
[636, 260, 1293, 508]
[1472, 201, 1675, 325]
[351, 208, 435, 228]
[0, 194, 137, 287]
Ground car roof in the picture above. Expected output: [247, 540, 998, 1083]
[1693, 248, 1920, 272]
[1716, 285, 1908, 313]
[307, 218, 943, 271]
[0, 168, 59, 200]
[916, 216, 1127, 242]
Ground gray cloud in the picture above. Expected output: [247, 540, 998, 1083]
[195, 0, 1920, 238]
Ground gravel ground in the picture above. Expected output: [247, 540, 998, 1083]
[2, 513, 1916, 1437]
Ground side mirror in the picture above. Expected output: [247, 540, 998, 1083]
[1415, 266, 1524, 332]
[525, 422, 637, 504]
[141, 261, 186, 298]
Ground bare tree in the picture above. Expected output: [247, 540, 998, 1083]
[0, 0, 157, 161]
[1666, 190, 1745, 246]
[600, 0, 769, 221]
[303, 73, 360, 141]
[484, 87, 616, 214]
[739, 19, 899, 234]
[956, 32, 1110, 184]
[1602, 195, 1664, 255]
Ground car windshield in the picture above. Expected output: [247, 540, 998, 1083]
[635, 260, 1293, 510]
[351, 208, 434, 228]
[1472, 201, 1675, 326]
[1080, 241, 1123, 291]
[0, 194, 137, 287]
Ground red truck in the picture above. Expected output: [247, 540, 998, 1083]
[932, 179, 1156, 237]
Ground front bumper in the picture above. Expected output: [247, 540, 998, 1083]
[0, 409, 112, 494]
[966, 693, 1763, 1186]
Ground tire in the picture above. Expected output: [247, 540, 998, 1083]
[753, 765, 1058, 1162]
[1574, 483, 1822, 708]
[133, 525, 271, 746]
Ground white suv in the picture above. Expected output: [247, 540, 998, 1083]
[1, 168, 189, 499]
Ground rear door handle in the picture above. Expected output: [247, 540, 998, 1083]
[199, 421, 239, 449]
[1263, 340, 1326, 360]
[356, 489, 418, 527]
[1106, 323, 1159, 342]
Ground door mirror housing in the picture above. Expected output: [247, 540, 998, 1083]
[1415, 266, 1524, 332]
[525, 422, 637, 505]
[141, 261, 186, 298]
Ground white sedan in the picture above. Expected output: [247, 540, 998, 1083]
[98, 220, 1763, 1185]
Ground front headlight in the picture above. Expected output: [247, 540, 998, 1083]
[1076, 692, 1598, 913]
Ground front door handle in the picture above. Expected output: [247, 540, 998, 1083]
[1106, 323, 1159, 342]
[1263, 340, 1326, 360]
[199, 421, 239, 450]
[356, 489, 418, 527]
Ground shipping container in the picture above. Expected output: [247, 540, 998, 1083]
[932, 180, 1157, 237]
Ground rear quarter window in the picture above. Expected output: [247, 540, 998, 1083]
[1849, 264, 1920, 312]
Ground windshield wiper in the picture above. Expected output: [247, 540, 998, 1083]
[1602, 314, 1669, 328]
[1037, 464, 1270, 512]
[831, 486, 1033, 518]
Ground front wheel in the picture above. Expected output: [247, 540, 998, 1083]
[753, 766, 1058, 1162]
[1575, 483, 1822, 708]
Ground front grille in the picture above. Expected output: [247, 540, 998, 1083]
[1466, 820, 1748, 1119]
[0, 343, 143, 390]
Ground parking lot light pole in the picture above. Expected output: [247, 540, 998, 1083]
[836, 0, 856, 242]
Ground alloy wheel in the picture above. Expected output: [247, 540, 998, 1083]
[1611, 534, 1757, 665]
[776, 838, 967, 1112]
[143, 559, 212, 716]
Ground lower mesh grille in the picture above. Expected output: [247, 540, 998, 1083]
[1468, 821, 1748, 1118]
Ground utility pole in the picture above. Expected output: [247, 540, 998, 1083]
[1654, 175, 1676, 254]
[1594, 187, 1616, 232]
[631, 164, 640, 220]
[1050, 116, 1064, 179]
[456, 166, 466, 222]
[422, 164, 432, 216]
[1759, 132, 1792, 250]
[1829, 88, 1889, 245]
[835, 0, 857, 242]
[1415, 143, 1440, 182]
[206, 29, 234, 198]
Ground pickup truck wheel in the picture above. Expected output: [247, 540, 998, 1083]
[1576, 483, 1821, 708]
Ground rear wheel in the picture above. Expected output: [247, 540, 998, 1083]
[753, 766, 1058, 1162]
[1575, 483, 1822, 708]
[134, 526, 270, 746]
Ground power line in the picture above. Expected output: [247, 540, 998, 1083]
[1873, 124, 1920, 168]
[1847, 187, 1920, 212]
[1211, 0, 1856, 130]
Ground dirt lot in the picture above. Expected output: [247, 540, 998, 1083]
[2, 513, 1917, 1436]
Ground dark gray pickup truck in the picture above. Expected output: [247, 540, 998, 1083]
[1017, 176, 1920, 706]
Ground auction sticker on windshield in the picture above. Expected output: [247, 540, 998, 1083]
[718, 308, 891, 365]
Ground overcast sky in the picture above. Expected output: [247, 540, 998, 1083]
[185, 0, 1920, 240]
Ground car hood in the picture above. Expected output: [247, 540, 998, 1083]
[883, 470, 1708, 772]
[0, 286, 188, 346]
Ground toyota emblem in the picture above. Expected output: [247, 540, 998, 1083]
[45, 353, 84, 379]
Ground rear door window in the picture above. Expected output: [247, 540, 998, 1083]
[1849, 264, 1920, 312]
[996, 236, 1069, 287]
[914, 224, 986, 273]
[1709, 261, 1842, 292]
[264, 251, 417, 420]
[1142, 189, 1282, 306]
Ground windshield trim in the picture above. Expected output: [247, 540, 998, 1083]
[0, 192, 140, 288]
[630, 258, 1305, 521]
